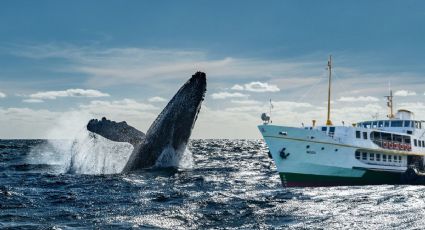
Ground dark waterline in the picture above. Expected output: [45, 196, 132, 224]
[1, 139, 425, 229]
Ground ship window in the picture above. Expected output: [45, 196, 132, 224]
[393, 135, 402, 143]
[362, 152, 367, 160]
[391, 121, 403, 127]
[356, 131, 361, 138]
[363, 132, 368, 140]
[404, 137, 411, 144]
[388, 155, 392, 162]
[414, 139, 418, 146]
[384, 121, 390, 127]
[363, 122, 371, 128]
[372, 132, 380, 140]
[329, 127, 335, 133]
[370, 153, 375, 161]
[399, 156, 402, 162]
[322, 127, 327, 132]
[376, 154, 381, 161]
[404, 121, 411, 128]
[382, 132, 392, 141]
[372, 122, 377, 128]
[383, 154, 387, 162]
[355, 151, 361, 159]
[419, 141, 422, 147]
[378, 121, 384, 127]
[422, 141, 425, 147]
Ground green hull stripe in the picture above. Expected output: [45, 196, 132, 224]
[280, 170, 403, 186]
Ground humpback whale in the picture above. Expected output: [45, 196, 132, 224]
[86, 71, 206, 172]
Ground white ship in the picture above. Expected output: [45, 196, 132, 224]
[258, 56, 425, 187]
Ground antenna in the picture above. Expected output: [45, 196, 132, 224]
[385, 87, 394, 119]
[326, 55, 333, 126]
[269, 99, 273, 123]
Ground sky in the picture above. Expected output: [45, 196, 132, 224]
[1, 1, 425, 139]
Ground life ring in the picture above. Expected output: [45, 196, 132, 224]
[394, 142, 400, 150]
[383, 141, 388, 148]
[400, 144, 405, 151]
[389, 142, 394, 149]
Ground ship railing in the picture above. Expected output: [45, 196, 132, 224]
[371, 139, 412, 151]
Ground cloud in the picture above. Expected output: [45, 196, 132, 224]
[231, 84, 244, 91]
[230, 99, 262, 105]
[395, 90, 417, 97]
[0, 98, 160, 138]
[338, 96, 380, 102]
[244, 82, 280, 92]
[80, 98, 157, 113]
[12, 44, 326, 87]
[231, 82, 280, 92]
[29, 89, 110, 100]
[211, 92, 249, 100]
[148, 96, 166, 103]
[23, 99, 44, 103]
[0, 92, 6, 98]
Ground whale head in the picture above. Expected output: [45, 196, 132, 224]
[122, 71, 207, 172]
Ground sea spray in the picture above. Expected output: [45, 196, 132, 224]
[27, 111, 133, 174]
[28, 111, 194, 174]
[154, 144, 194, 169]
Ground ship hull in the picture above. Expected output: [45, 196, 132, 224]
[259, 124, 409, 187]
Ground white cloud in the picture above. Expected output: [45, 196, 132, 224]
[80, 99, 157, 113]
[0, 92, 6, 98]
[231, 82, 280, 92]
[338, 96, 380, 102]
[148, 96, 166, 103]
[231, 84, 244, 91]
[395, 90, 416, 97]
[23, 99, 44, 103]
[211, 92, 249, 100]
[29, 88, 110, 100]
[244, 82, 280, 92]
[230, 99, 262, 105]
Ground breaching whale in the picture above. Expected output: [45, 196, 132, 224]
[86, 71, 206, 172]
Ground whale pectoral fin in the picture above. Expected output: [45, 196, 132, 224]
[86, 117, 145, 147]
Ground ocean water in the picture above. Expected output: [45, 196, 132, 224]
[1, 139, 425, 229]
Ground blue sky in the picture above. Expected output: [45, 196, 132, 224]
[1, 1, 425, 138]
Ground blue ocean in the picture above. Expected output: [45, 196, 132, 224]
[1, 139, 425, 229]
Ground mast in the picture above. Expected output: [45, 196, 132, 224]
[385, 89, 395, 119]
[326, 55, 333, 126]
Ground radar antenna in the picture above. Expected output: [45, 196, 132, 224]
[385, 87, 395, 119]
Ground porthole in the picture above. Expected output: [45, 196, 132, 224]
[306, 145, 310, 149]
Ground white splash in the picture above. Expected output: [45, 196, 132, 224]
[155, 143, 194, 169]
[28, 110, 193, 174]
[28, 111, 133, 174]
[67, 131, 133, 174]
